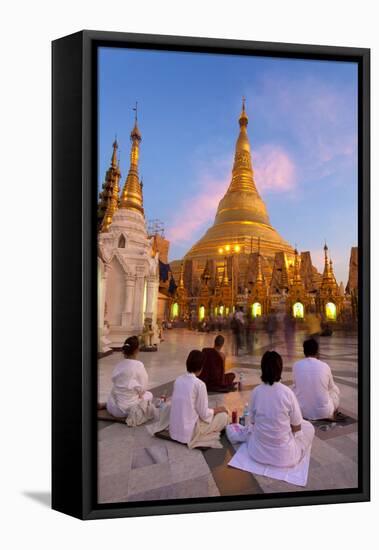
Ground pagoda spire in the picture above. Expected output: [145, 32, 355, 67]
[119, 104, 144, 215]
[178, 262, 185, 290]
[321, 243, 338, 289]
[228, 97, 259, 195]
[293, 248, 301, 284]
[98, 138, 121, 232]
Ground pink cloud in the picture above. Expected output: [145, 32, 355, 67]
[166, 145, 297, 245]
[253, 145, 297, 192]
[166, 176, 227, 245]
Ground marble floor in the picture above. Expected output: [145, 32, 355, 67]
[98, 327, 358, 504]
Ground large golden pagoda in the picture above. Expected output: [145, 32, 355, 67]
[184, 99, 294, 262]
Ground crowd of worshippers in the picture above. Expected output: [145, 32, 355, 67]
[104, 335, 343, 468]
[196, 308, 332, 358]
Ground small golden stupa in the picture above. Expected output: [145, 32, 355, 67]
[184, 99, 294, 261]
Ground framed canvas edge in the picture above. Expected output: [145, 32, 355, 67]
[52, 30, 370, 521]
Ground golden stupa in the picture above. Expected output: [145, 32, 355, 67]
[184, 99, 294, 262]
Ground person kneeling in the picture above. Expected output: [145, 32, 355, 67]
[169, 350, 229, 449]
[248, 351, 314, 468]
[199, 335, 236, 392]
[106, 336, 155, 426]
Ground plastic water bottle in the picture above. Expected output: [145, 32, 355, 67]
[243, 402, 250, 426]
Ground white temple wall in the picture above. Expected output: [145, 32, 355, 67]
[105, 256, 125, 326]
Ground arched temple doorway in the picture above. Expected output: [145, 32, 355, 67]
[292, 302, 304, 319]
[199, 305, 205, 321]
[325, 302, 337, 320]
[252, 302, 262, 318]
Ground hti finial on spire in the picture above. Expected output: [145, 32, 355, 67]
[111, 136, 118, 167]
[130, 101, 142, 142]
[133, 101, 138, 123]
[239, 96, 248, 127]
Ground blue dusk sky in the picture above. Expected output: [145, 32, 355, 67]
[98, 47, 358, 285]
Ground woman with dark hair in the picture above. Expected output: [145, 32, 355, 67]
[247, 351, 314, 467]
[106, 336, 154, 424]
[153, 350, 229, 448]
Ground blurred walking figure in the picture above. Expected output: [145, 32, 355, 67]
[306, 312, 322, 341]
[246, 315, 256, 355]
[266, 310, 278, 349]
[284, 313, 296, 358]
[231, 311, 242, 356]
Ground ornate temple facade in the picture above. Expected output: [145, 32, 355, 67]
[97, 115, 159, 349]
[169, 101, 357, 324]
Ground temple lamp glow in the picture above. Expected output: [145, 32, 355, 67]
[218, 244, 241, 310]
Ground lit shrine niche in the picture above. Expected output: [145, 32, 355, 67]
[171, 302, 179, 319]
[219, 305, 224, 316]
[199, 305, 205, 321]
[118, 234, 126, 248]
[225, 307, 230, 316]
[325, 302, 337, 320]
[293, 302, 304, 319]
[252, 302, 262, 317]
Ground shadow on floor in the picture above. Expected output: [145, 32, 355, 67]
[22, 491, 51, 508]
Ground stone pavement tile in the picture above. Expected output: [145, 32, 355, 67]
[347, 432, 358, 443]
[129, 425, 167, 449]
[326, 435, 358, 463]
[306, 459, 358, 490]
[128, 462, 173, 496]
[169, 448, 211, 483]
[98, 436, 133, 478]
[127, 473, 220, 502]
[314, 421, 358, 441]
[97, 421, 134, 444]
[98, 471, 129, 504]
[203, 437, 263, 496]
[98, 420, 114, 432]
[252, 474, 304, 494]
[131, 445, 169, 470]
[310, 437, 353, 467]
[165, 439, 202, 462]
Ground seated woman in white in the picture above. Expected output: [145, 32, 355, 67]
[292, 338, 341, 421]
[106, 336, 153, 421]
[248, 351, 314, 468]
[168, 350, 229, 449]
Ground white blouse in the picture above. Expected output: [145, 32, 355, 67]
[107, 358, 149, 414]
[293, 357, 340, 420]
[169, 373, 214, 444]
[247, 382, 303, 468]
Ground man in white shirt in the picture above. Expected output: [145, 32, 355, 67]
[292, 338, 341, 421]
[169, 350, 229, 449]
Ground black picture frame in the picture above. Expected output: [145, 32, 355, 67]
[52, 30, 370, 520]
